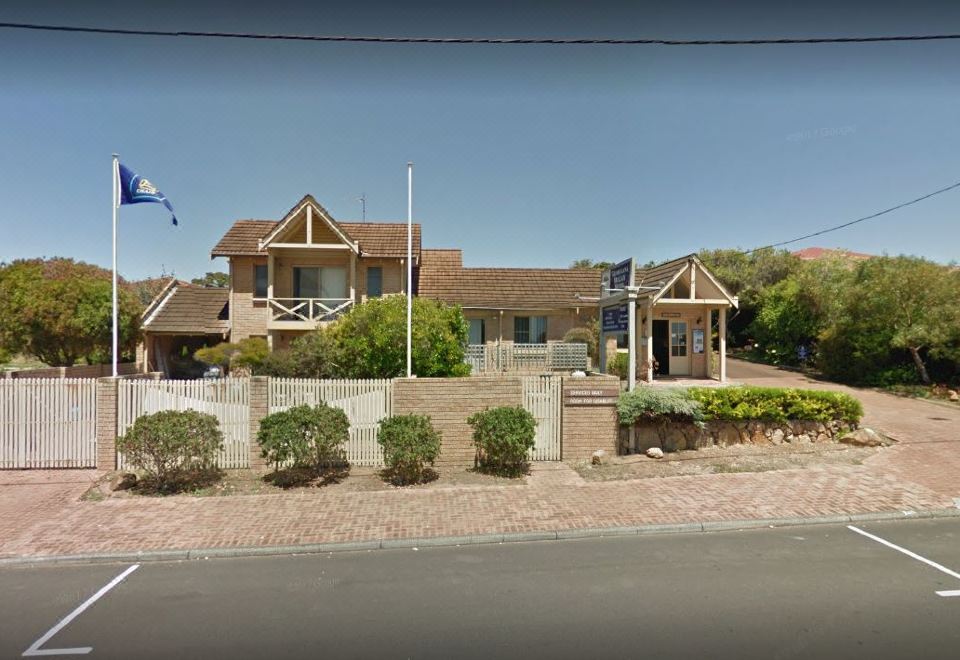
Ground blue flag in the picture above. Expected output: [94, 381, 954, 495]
[118, 163, 178, 225]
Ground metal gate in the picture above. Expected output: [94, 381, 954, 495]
[522, 375, 562, 461]
[0, 379, 97, 469]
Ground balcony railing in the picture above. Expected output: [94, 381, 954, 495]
[466, 341, 589, 373]
[268, 298, 353, 325]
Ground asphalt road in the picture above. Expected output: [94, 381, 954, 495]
[2, 519, 959, 660]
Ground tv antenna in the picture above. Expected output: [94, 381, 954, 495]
[357, 193, 366, 221]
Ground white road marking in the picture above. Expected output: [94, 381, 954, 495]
[22, 564, 140, 657]
[848, 525, 960, 597]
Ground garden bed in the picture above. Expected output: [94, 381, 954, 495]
[577, 443, 878, 481]
[83, 466, 526, 500]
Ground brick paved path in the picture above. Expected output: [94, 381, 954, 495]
[1, 361, 957, 560]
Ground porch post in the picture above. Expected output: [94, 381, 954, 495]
[267, 253, 274, 300]
[645, 302, 654, 382]
[719, 305, 727, 382]
[349, 252, 357, 303]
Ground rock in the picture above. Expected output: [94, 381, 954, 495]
[646, 447, 664, 459]
[816, 433, 830, 443]
[571, 370, 587, 378]
[839, 428, 893, 447]
[949, 390, 959, 402]
[770, 428, 785, 445]
[591, 450, 607, 465]
[110, 472, 137, 491]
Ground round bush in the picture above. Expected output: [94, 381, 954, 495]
[378, 414, 442, 485]
[116, 409, 224, 491]
[467, 406, 536, 477]
[258, 403, 350, 471]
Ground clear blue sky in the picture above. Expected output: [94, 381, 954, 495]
[1, 0, 958, 281]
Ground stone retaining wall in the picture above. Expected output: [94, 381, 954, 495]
[623, 419, 856, 454]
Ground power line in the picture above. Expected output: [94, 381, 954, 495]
[746, 179, 960, 254]
[2, 21, 960, 46]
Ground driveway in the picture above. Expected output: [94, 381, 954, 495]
[729, 358, 960, 500]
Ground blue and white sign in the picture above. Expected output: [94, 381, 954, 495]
[610, 258, 634, 290]
[602, 303, 629, 332]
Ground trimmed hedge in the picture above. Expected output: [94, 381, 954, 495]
[258, 403, 350, 471]
[688, 386, 862, 424]
[616, 388, 705, 426]
[116, 409, 223, 492]
[467, 406, 536, 477]
[617, 386, 862, 426]
[378, 414, 442, 485]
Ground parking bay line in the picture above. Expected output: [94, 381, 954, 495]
[847, 525, 960, 598]
[22, 564, 140, 657]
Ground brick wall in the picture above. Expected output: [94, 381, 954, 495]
[95, 377, 118, 470]
[229, 256, 269, 341]
[561, 375, 620, 461]
[392, 377, 523, 467]
[248, 376, 269, 470]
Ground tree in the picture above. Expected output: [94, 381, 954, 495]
[190, 272, 229, 288]
[749, 256, 851, 363]
[570, 259, 614, 270]
[194, 337, 268, 375]
[0, 258, 142, 366]
[697, 247, 801, 344]
[293, 296, 470, 378]
[828, 257, 960, 384]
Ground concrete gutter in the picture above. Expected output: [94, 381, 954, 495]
[3, 507, 960, 568]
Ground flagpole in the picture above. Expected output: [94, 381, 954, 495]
[406, 162, 413, 378]
[112, 153, 119, 378]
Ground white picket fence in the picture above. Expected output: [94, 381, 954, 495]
[0, 379, 97, 469]
[269, 379, 393, 466]
[117, 379, 251, 469]
[522, 376, 562, 461]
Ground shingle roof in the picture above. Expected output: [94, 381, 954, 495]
[418, 250, 600, 309]
[211, 220, 276, 257]
[143, 284, 230, 335]
[210, 219, 421, 260]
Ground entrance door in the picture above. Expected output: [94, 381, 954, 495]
[652, 320, 670, 375]
[669, 320, 690, 376]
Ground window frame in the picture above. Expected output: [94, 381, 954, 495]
[253, 264, 268, 299]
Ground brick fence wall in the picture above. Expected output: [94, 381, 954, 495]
[393, 377, 524, 467]
[91, 374, 623, 472]
[561, 375, 620, 461]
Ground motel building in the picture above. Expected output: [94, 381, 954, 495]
[139, 194, 736, 383]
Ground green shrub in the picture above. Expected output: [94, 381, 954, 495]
[617, 388, 705, 426]
[606, 352, 629, 379]
[378, 414, 442, 485]
[688, 386, 863, 424]
[563, 325, 598, 360]
[116, 410, 224, 492]
[467, 406, 536, 477]
[258, 404, 350, 472]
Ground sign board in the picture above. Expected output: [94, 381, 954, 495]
[601, 303, 629, 332]
[693, 328, 705, 354]
[564, 387, 620, 406]
[601, 258, 634, 298]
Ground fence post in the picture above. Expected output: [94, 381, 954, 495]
[248, 376, 269, 470]
[96, 377, 118, 471]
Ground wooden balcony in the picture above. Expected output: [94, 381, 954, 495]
[267, 298, 353, 330]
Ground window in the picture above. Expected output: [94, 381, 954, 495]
[254, 265, 268, 298]
[367, 267, 383, 298]
[514, 316, 547, 344]
[293, 267, 347, 299]
[671, 321, 688, 357]
[468, 319, 485, 345]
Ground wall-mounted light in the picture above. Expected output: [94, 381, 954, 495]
[696, 316, 702, 325]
